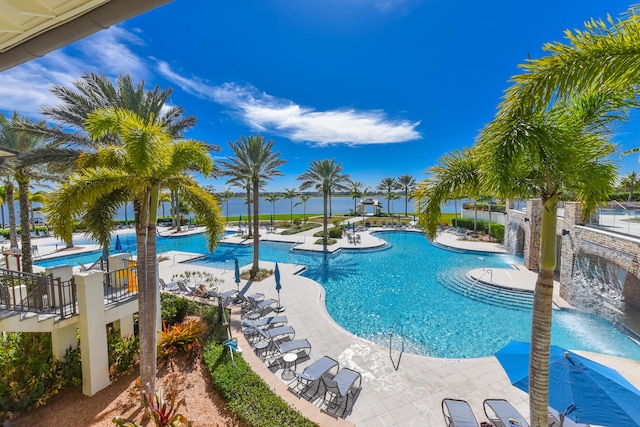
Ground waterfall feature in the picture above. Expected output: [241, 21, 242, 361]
[569, 240, 633, 321]
[505, 217, 524, 254]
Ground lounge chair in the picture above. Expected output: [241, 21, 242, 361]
[268, 338, 312, 363]
[483, 399, 529, 427]
[254, 324, 295, 344]
[176, 281, 198, 295]
[548, 407, 590, 427]
[442, 398, 479, 427]
[288, 356, 339, 400]
[247, 294, 278, 317]
[159, 278, 180, 292]
[321, 367, 362, 418]
[242, 315, 287, 329]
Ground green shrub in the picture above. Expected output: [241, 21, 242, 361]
[0, 332, 81, 418]
[203, 342, 316, 427]
[328, 226, 343, 238]
[161, 293, 198, 326]
[452, 218, 504, 243]
[107, 330, 139, 376]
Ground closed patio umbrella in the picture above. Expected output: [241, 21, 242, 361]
[115, 234, 123, 252]
[234, 257, 241, 293]
[496, 341, 640, 427]
[274, 262, 284, 312]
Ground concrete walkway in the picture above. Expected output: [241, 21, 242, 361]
[21, 224, 640, 426]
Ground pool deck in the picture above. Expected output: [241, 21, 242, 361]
[25, 225, 640, 426]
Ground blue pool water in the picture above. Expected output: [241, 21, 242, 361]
[37, 231, 640, 360]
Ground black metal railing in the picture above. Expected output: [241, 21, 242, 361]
[0, 268, 77, 319]
[103, 265, 138, 305]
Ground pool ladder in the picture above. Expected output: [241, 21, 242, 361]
[389, 322, 404, 371]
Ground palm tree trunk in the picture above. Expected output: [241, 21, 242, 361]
[246, 185, 252, 238]
[252, 179, 260, 276]
[6, 182, 17, 249]
[529, 194, 558, 427]
[323, 189, 328, 251]
[17, 175, 32, 273]
[405, 191, 409, 217]
[329, 189, 333, 217]
[137, 186, 158, 405]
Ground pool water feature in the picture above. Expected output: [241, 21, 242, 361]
[36, 230, 640, 360]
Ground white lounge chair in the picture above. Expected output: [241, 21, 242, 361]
[442, 398, 479, 427]
[483, 399, 529, 427]
[159, 278, 180, 292]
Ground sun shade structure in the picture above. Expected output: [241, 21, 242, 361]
[0, 0, 173, 72]
[496, 341, 640, 427]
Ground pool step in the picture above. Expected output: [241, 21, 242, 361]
[437, 268, 533, 311]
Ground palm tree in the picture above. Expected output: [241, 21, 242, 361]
[0, 186, 6, 229]
[219, 135, 286, 277]
[264, 193, 280, 218]
[218, 188, 234, 224]
[299, 193, 310, 224]
[620, 171, 638, 202]
[282, 187, 299, 223]
[415, 90, 627, 426]
[158, 192, 171, 221]
[348, 180, 364, 215]
[297, 159, 350, 250]
[46, 107, 223, 402]
[388, 192, 401, 216]
[377, 177, 399, 215]
[0, 113, 58, 273]
[397, 174, 416, 217]
[29, 190, 47, 233]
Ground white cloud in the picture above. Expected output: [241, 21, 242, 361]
[0, 26, 148, 118]
[353, 0, 422, 13]
[157, 62, 421, 146]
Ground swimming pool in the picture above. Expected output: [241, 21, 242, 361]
[188, 231, 640, 360]
[37, 230, 640, 360]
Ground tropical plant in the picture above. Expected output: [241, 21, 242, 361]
[377, 177, 399, 214]
[415, 89, 628, 426]
[264, 192, 280, 217]
[282, 187, 299, 223]
[46, 107, 223, 401]
[297, 159, 350, 250]
[218, 187, 234, 223]
[348, 180, 364, 215]
[219, 135, 286, 277]
[158, 192, 171, 220]
[113, 383, 189, 427]
[0, 113, 58, 272]
[397, 174, 416, 217]
[299, 193, 310, 223]
[620, 171, 638, 202]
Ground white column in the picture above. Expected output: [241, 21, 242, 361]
[115, 314, 135, 337]
[75, 270, 110, 396]
[51, 325, 78, 360]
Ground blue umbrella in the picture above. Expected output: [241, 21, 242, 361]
[115, 234, 123, 252]
[274, 262, 284, 312]
[496, 341, 640, 426]
[234, 257, 241, 292]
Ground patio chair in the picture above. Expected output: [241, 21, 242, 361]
[242, 315, 288, 329]
[321, 367, 362, 418]
[442, 398, 479, 427]
[247, 294, 278, 317]
[268, 338, 312, 364]
[176, 281, 198, 295]
[288, 356, 339, 400]
[254, 325, 295, 354]
[483, 399, 529, 427]
[548, 407, 590, 427]
[159, 278, 180, 293]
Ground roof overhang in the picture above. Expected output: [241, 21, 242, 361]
[0, 0, 173, 72]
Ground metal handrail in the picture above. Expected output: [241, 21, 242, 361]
[389, 322, 403, 371]
[467, 268, 493, 293]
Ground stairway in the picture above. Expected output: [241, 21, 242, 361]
[436, 268, 533, 311]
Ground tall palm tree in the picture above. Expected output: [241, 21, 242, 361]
[620, 171, 638, 202]
[218, 187, 234, 224]
[0, 113, 58, 273]
[264, 193, 280, 217]
[348, 180, 364, 215]
[158, 192, 171, 221]
[377, 177, 399, 215]
[282, 187, 299, 223]
[298, 159, 350, 250]
[299, 193, 310, 224]
[397, 174, 416, 217]
[219, 135, 286, 277]
[0, 186, 6, 229]
[46, 107, 223, 402]
[29, 190, 47, 233]
[416, 90, 628, 426]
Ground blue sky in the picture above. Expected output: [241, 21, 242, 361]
[0, 0, 639, 192]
